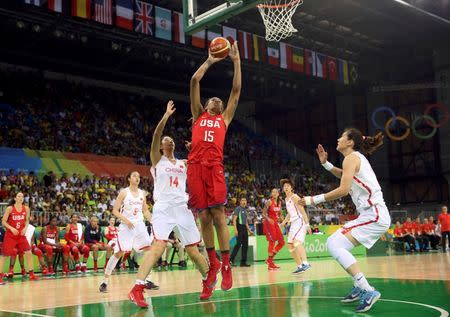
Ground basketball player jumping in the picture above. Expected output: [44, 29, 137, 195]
[188, 42, 241, 298]
[300, 129, 390, 313]
[127, 100, 210, 308]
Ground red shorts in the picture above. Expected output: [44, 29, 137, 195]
[187, 163, 227, 210]
[263, 220, 284, 242]
[2, 233, 31, 256]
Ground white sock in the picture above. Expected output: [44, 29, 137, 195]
[105, 255, 121, 276]
[136, 279, 145, 285]
[81, 263, 86, 267]
[353, 272, 373, 291]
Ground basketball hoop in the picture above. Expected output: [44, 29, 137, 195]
[257, 0, 303, 42]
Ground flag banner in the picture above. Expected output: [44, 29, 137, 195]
[349, 62, 358, 84]
[304, 49, 316, 76]
[48, 0, 70, 13]
[71, 0, 91, 18]
[94, 0, 112, 25]
[192, 30, 206, 48]
[155, 6, 171, 40]
[292, 46, 304, 73]
[134, 0, 154, 35]
[316, 53, 327, 78]
[280, 42, 293, 70]
[238, 30, 253, 60]
[337, 59, 349, 85]
[173, 11, 186, 44]
[327, 56, 338, 81]
[267, 41, 279, 66]
[116, 0, 133, 30]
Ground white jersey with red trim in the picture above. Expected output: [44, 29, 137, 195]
[286, 194, 303, 222]
[150, 156, 188, 206]
[350, 151, 386, 211]
[120, 187, 145, 224]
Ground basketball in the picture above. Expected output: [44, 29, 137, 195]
[209, 37, 231, 58]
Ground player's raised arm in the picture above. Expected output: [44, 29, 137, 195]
[223, 42, 241, 127]
[190, 52, 225, 121]
[150, 100, 176, 166]
[316, 144, 343, 179]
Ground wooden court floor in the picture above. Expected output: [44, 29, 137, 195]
[0, 253, 449, 316]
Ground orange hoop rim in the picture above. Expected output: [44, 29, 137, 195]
[257, 0, 303, 9]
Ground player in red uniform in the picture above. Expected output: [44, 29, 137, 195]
[188, 42, 241, 299]
[105, 217, 130, 269]
[0, 192, 38, 284]
[262, 188, 285, 270]
[40, 216, 62, 274]
[63, 214, 90, 273]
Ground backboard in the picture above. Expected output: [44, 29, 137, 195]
[182, 0, 263, 35]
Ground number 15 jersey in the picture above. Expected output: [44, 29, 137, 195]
[151, 156, 188, 205]
[188, 112, 226, 164]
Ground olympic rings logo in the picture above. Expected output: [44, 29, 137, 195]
[371, 103, 450, 141]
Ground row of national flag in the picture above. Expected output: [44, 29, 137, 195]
[24, 0, 358, 84]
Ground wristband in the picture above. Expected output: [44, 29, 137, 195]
[312, 194, 326, 205]
[321, 161, 334, 171]
[304, 196, 313, 206]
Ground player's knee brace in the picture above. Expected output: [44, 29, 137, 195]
[326, 232, 356, 269]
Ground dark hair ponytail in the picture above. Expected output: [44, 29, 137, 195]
[344, 128, 384, 155]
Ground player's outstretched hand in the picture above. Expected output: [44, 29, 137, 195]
[207, 50, 226, 64]
[298, 197, 306, 206]
[229, 42, 240, 62]
[165, 100, 176, 117]
[316, 144, 328, 164]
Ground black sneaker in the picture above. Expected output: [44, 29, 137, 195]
[144, 280, 160, 290]
[99, 282, 108, 293]
[179, 260, 187, 268]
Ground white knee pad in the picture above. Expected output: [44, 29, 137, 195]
[326, 232, 356, 270]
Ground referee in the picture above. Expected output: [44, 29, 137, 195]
[230, 197, 253, 267]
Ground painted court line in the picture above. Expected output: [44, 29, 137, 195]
[174, 296, 449, 317]
[0, 310, 54, 317]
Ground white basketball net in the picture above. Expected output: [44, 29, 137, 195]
[257, 0, 303, 42]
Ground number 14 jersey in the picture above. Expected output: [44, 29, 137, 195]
[188, 112, 226, 164]
[151, 156, 188, 205]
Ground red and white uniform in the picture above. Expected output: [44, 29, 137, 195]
[286, 195, 307, 244]
[151, 156, 200, 246]
[116, 187, 153, 253]
[340, 152, 391, 249]
[42, 226, 58, 245]
[263, 199, 284, 242]
[39, 225, 58, 255]
[105, 226, 118, 247]
[2, 205, 31, 256]
[187, 112, 227, 210]
[66, 224, 81, 245]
